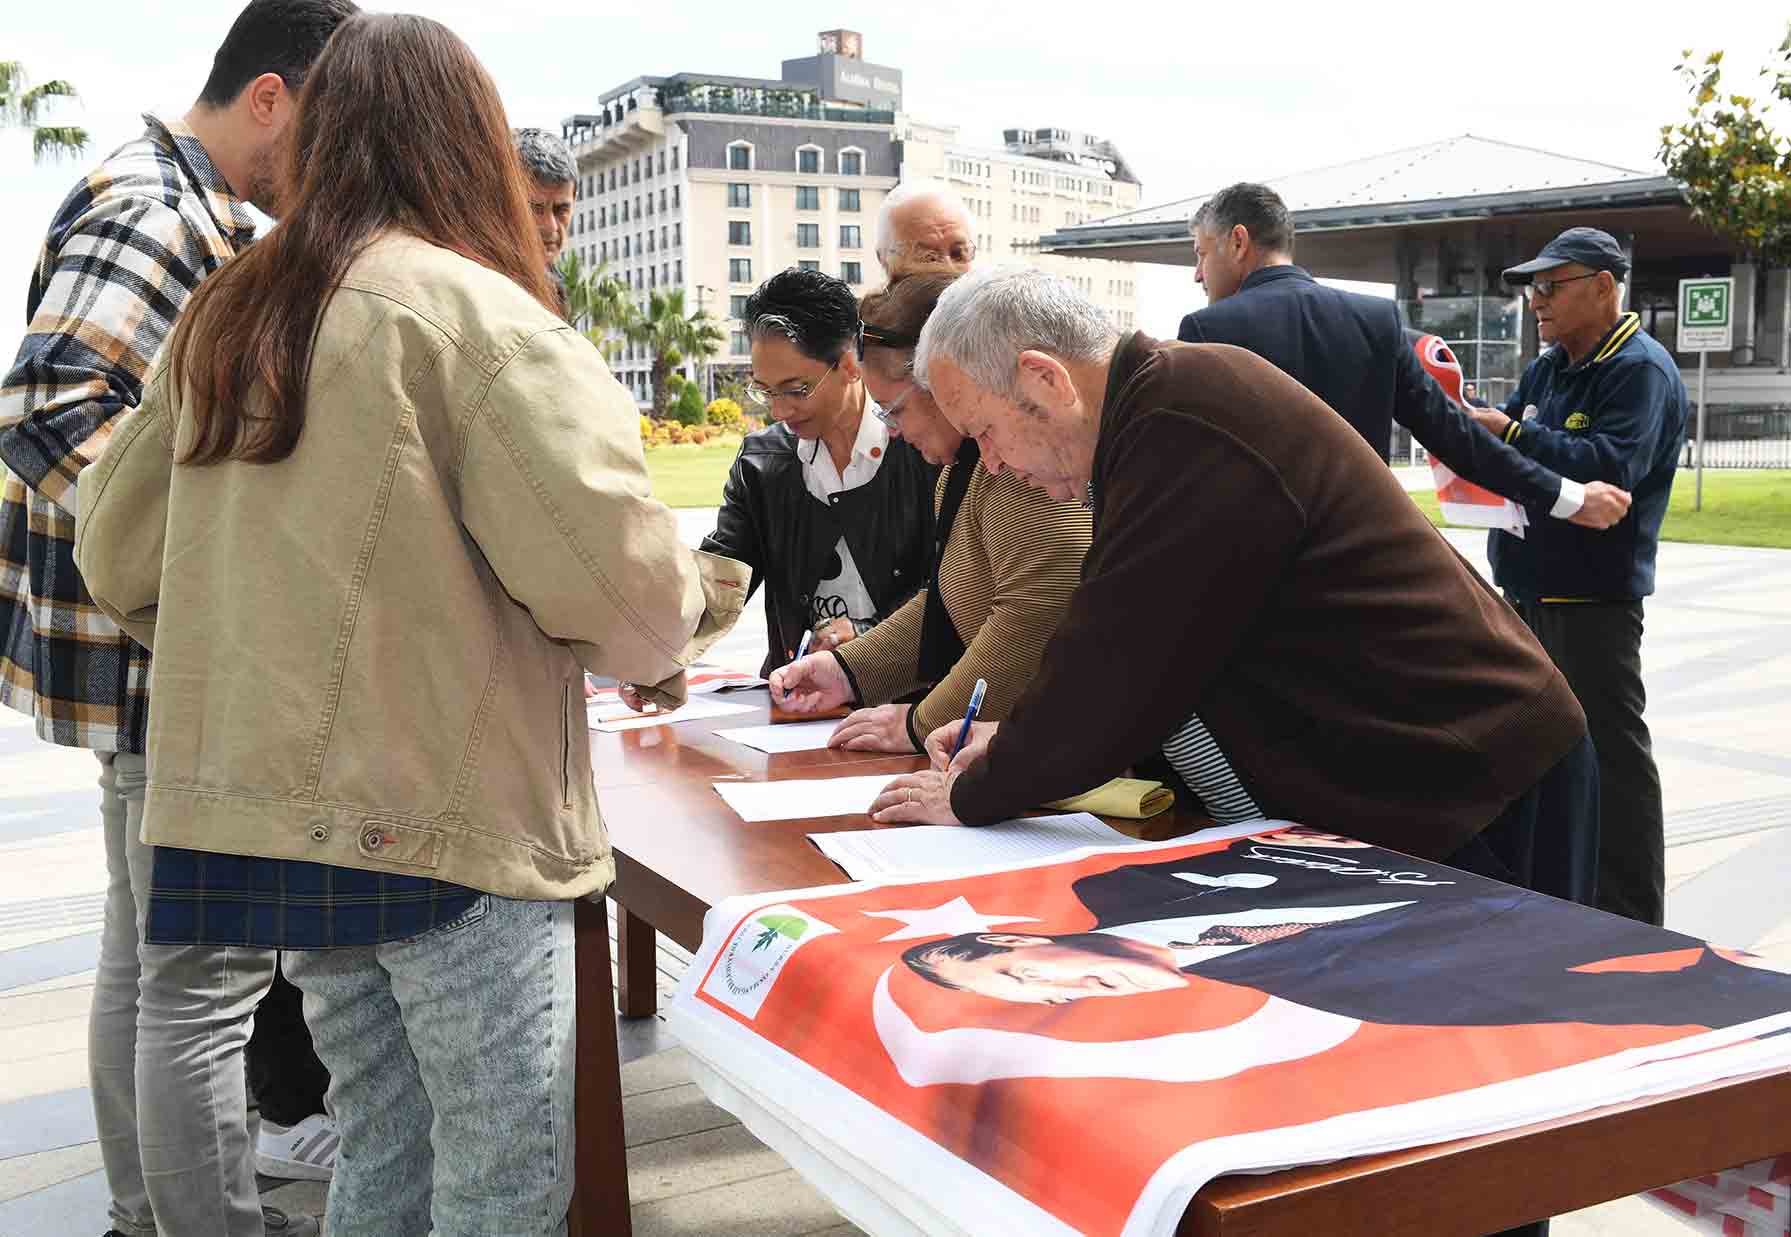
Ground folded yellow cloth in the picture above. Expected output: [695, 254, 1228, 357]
[1046, 777, 1175, 819]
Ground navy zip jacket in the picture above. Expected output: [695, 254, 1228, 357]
[1488, 312, 1687, 602]
[1178, 265, 1569, 512]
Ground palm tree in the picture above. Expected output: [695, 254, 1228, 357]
[625, 289, 725, 418]
[1, 60, 88, 162]
[556, 250, 632, 335]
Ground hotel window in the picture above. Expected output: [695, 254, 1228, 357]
[632, 158, 640, 183]
[797, 146, 821, 175]
[671, 147, 680, 169]
[649, 267, 657, 288]
[841, 261, 863, 284]
[729, 258, 752, 283]
[796, 223, 820, 248]
[796, 186, 820, 210]
[621, 201, 629, 222]
[598, 206, 607, 227]
[673, 260, 681, 283]
[839, 225, 861, 249]
[838, 188, 860, 211]
[608, 168, 616, 190]
[673, 222, 682, 245]
[797, 260, 820, 271]
[727, 142, 752, 171]
[728, 221, 751, 245]
[731, 328, 750, 355]
[672, 185, 680, 207]
[730, 294, 749, 318]
[839, 149, 863, 175]
[660, 226, 668, 248]
[647, 232, 655, 252]
[659, 188, 667, 212]
[623, 237, 631, 257]
[600, 241, 608, 261]
[657, 151, 665, 174]
[727, 183, 751, 208]
[645, 194, 653, 216]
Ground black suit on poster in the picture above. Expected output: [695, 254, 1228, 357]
[1070, 846, 1791, 1029]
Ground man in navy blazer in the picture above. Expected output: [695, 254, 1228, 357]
[1176, 183, 1630, 531]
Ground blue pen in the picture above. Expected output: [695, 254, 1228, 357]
[949, 678, 987, 762]
[778, 628, 815, 705]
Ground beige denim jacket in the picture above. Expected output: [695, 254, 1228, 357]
[74, 232, 746, 901]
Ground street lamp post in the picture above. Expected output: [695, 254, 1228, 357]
[695, 283, 715, 400]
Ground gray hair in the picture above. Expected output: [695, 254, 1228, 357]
[914, 267, 1119, 399]
[1188, 182, 1293, 254]
[512, 126, 576, 188]
[876, 178, 973, 262]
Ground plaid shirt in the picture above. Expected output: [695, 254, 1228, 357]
[0, 114, 256, 753]
[145, 847, 482, 950]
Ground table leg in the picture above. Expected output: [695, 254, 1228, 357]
[617, 906, 658, 1018]
[569, 897, 632, 1237]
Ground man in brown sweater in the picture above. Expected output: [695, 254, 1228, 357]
[870, 268, 1598, 900]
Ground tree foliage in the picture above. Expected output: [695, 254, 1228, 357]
[1, 60, 89, 162]
[625, 289, 725, 419]
[1658, 25, 1791, 266]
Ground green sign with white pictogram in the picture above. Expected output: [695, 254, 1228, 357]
[1678, 277, 1734, 352]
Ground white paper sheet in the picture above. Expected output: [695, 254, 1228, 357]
[713, 773, 901, 822]
[588, 694, 756, 732]
[715, 720, 841, 754]
[810, 813, 1148, 880]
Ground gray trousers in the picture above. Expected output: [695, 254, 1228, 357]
[91, 752, 278, 1236]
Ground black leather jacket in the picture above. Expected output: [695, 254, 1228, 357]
[701, 422, 936, 676]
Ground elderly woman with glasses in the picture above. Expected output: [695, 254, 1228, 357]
[700, 267, 937, 675]
[770, 273, 1095, 754]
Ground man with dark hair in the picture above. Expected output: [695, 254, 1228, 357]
[511, 126, 576, 313]
[1468, 228, 1688, 927]
[1176, 182, 1630, 533]
[701, 267, 935, 671]
[0, 2, 355, 1233]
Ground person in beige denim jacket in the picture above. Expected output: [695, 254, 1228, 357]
[73, 15, 746, 1233]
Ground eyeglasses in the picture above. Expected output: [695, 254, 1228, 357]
[745, 359, 841, 408]
[872, 382, 920, 426]
[1525, 272, 1602, 300]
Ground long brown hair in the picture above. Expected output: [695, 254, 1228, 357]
[171, 13, 558, 464]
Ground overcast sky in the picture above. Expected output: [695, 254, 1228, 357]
[4, 1, 1786, 363]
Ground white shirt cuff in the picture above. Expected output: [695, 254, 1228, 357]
[1550, 477, 1585, 520]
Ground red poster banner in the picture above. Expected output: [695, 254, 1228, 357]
[673, 825, 1791, 1236]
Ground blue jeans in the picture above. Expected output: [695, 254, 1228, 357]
[284, 895, 576, 1237]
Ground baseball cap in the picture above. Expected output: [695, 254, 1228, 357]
[1502, 227, 1631, 285]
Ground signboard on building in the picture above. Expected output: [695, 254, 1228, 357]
[1678, 277, 1734, 353]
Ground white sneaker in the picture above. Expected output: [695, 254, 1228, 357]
[255, 1112, 339, 1182]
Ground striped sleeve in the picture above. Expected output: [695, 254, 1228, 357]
[909, 469, 1092, 736]
[0, 192, 212, 514]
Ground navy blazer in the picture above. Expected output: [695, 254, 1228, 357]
[1178, 266, 1566, 511]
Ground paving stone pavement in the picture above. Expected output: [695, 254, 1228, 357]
[2, 512, 1785, 1235]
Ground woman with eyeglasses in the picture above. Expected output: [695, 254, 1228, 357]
[769, 273, 1095, 754]
[701, 267, 936, 675]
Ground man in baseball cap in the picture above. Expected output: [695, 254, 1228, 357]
[1467, 225, 1688, 928]
[1501, 226, 1633, 286]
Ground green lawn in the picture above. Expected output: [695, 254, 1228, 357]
[651, 440, 1789, 548]
[1408, 469, 1791, 549]
[644, 438, 741, 508]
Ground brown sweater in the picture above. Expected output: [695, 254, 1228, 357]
[836, 462, 1092, 743]
[952, 333, 1587, 860]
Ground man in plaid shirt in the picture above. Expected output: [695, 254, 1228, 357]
[0, 5, 354, 1234]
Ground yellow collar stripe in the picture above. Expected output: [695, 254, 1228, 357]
[1592, 313, 1641, 364]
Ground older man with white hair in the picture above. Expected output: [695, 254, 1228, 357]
[512, 126, 576, 314]
[875, 179, 976, 281]
[868, 268, 1601, 910]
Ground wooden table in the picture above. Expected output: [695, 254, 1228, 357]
[567, 690, 1791, 1236]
